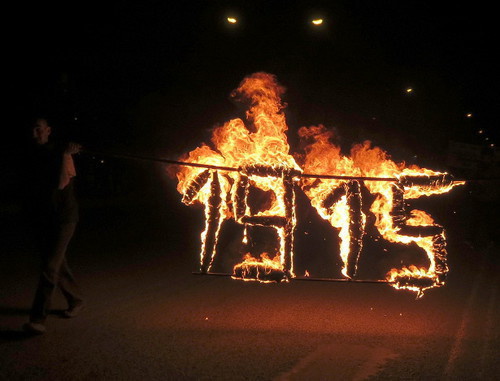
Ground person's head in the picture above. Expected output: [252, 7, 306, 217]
[32, 118, 51, 145]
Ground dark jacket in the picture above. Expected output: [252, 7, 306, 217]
[25, 142, 79, 224]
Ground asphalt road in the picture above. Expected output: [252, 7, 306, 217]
[1, 183, 498, 380]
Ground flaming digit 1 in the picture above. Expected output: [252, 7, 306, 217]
[181, 169, 227, 273]
[321, 180, 366, 278]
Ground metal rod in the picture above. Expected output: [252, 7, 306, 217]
[82, 150, 239, 172]
[293, 277, 393, 284]
[301, 173, 396, 181]
[83, 149, 499, 182]
[192, 272, 393, 283]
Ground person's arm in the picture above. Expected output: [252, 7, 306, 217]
[58, 142, 81, 190]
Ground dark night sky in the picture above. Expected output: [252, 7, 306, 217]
[5, 0, 498, 166]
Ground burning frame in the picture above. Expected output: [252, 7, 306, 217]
[176, 73, 465, 297]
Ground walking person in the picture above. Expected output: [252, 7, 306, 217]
[23, 117, 84, 334]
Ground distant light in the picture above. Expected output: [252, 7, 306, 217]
[466, 113, 473, 118]
[485, 137, 490, 141]
[406, 88, 413, 93]
[490, 143, 495, 147]
[227, 17, 237, 24]
[478, 130, 484, 134]
[312, 19, 323, 25]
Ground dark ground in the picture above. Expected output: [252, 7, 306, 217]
[0, 164, 498, 380]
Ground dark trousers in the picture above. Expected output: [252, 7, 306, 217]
[30, 222, 83, 323]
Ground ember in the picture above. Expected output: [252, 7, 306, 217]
[232, 253, 287, 283]
[175, 72, 465, 296]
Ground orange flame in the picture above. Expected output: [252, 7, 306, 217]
[297, 125, 365, 278]
[177, 73, 300, 277]
[298, 126, 464, 294]
[176, 72, 465, 296]
[232, 253, 286, 283]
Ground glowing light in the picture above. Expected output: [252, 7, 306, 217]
[312, 19, 323, 25]
[406, 88, 413, 93]
[478, 130, 484, 134]
[227, 17, 237, 24]
[176, 73, 465, 297]
[466, 113, 473, 118]
[177, 73, 301, 280]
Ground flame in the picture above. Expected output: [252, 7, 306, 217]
[232, 253, 285, 283]
[212, 73, 299, 170]
[176, 72, 465, 296]
[298, 130, 463, 294]
[297, 125, 365, 278]
[350, 143, 462, 295]
[177, 73, 301, 277]
[386, 266, 438, 298]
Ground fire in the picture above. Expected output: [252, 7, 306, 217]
[232, 253, 285, 283]
[298, 130, 464, 293]
[297, 125, 365, 279]
[177, 73, 301, 280]
[386, 266, 438, 298]
[175, 72, 465, 296]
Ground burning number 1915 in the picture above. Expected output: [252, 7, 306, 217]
[182, 165, 461, 296]
[176, 71, 465, 297]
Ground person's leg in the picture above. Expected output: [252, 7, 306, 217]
[59, 256, 84, 308]
[29, 223, 77, 323]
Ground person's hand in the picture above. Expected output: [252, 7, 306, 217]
[65, 142, 82, 155]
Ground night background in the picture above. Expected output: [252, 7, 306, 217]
[5, 1, 498, 160]
[1, 1, 499, 379]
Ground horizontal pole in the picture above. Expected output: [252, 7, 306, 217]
[192, 272, 393, 284]
[83, 149, 499, 182]
[82, 150, 239, 172]
[300, 173, 396, 181]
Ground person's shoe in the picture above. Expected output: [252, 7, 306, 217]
[23, 322, 46, 334]
[63, 302, 85, 318]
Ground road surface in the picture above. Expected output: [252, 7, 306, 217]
[1, 185, 498, 380]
